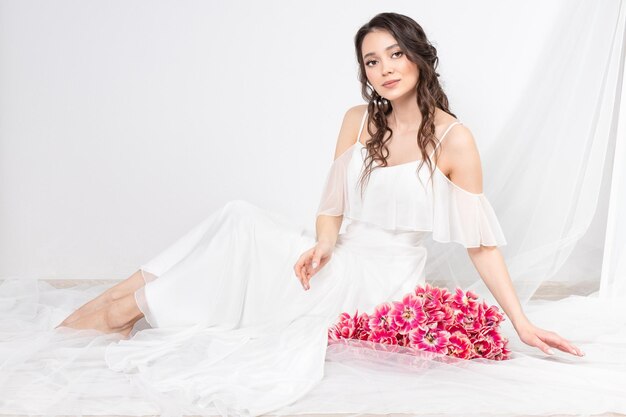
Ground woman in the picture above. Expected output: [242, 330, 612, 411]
[56, 12, 583, 359]
[8, 11, 587, 417]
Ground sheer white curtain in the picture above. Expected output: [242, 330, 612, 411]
[600, 35, 626, 299]
[423, 0, 626, 307]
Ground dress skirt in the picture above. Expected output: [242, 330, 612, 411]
[103, 199, 430, 416]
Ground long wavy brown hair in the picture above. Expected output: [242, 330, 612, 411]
[354, 12, 457, 197]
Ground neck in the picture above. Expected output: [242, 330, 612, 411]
[388, 92, 423, 132]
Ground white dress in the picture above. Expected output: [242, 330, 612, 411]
[11, 110, 625, 417]
[105, 109, 504, 415]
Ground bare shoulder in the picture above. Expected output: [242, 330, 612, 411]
[332, 104, 368, 160]
[439, 123, 479, 163]
[434, 111, 484, 194]
[346, 103, 368, 120]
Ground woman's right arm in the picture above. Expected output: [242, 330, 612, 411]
[294, 105, 367, 290]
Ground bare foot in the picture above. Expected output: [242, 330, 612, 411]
[57, 293, 144, 339]
[56, 270, 148, 328]
[55, 291, 115, 328]
[56, 304, 120, 335]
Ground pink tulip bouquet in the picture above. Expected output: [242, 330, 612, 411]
[328, 283, 511, 361]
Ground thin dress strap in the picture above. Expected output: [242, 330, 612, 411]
[429, 121, 462, 159]
[356, 109, 368, 144]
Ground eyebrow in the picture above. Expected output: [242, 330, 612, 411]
[363, 43, 400, 59]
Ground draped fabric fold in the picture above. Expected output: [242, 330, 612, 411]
[315, 144, 353, 218]
[431, 170, 508, 248]
[420, 0, 626, 307]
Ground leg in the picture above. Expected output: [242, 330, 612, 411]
[55, 269, 147, 328]
[56, 292, 145, 338]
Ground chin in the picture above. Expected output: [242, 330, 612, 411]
[387, 90, 414, 102]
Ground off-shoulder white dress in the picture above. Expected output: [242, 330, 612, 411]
[105, 109, 507, 415]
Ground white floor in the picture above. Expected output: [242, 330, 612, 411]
[1, 278, 622, 417]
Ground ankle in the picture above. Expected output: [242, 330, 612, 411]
[105, 296, 143, 330]
[105, 302, 130, 330]
[108, 289, 125, 302]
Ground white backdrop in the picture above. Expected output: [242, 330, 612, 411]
[0, 0, 622, 302]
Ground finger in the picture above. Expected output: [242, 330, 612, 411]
[300, 266, 308, 289]
[303, 265, 311, 290]
[294, 257, 304, 276]
[294, 260, 304, 280]
[540, 332, 584, 356]
[296, 252, 312, 278]
[530, 335, 554, 355]
[563, 345, 582, 356]
[554, 339, 584, 356]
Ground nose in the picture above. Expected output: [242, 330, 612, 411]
[380, 57, 394, 76]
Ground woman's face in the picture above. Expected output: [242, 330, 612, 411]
[361, 29, 419, 102]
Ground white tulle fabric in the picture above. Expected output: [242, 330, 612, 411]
[316, 112, 507, 248]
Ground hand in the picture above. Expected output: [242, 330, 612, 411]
[515, 321, 585, 357]
[293, 241, 334, 291]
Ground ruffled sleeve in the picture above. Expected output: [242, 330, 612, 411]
[315, 145, 354, 218]
[431, 169, 507, 248]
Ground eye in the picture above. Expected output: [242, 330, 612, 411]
[365, 59, 377, 67]
[392, 51, 404, 58]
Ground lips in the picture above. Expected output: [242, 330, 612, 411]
[383, 79, 400, 87]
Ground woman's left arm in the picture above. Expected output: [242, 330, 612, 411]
[444, 124, 585, 357]
[467, 247, 583, 357]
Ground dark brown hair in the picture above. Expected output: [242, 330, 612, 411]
[354, 12, 457, 196]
